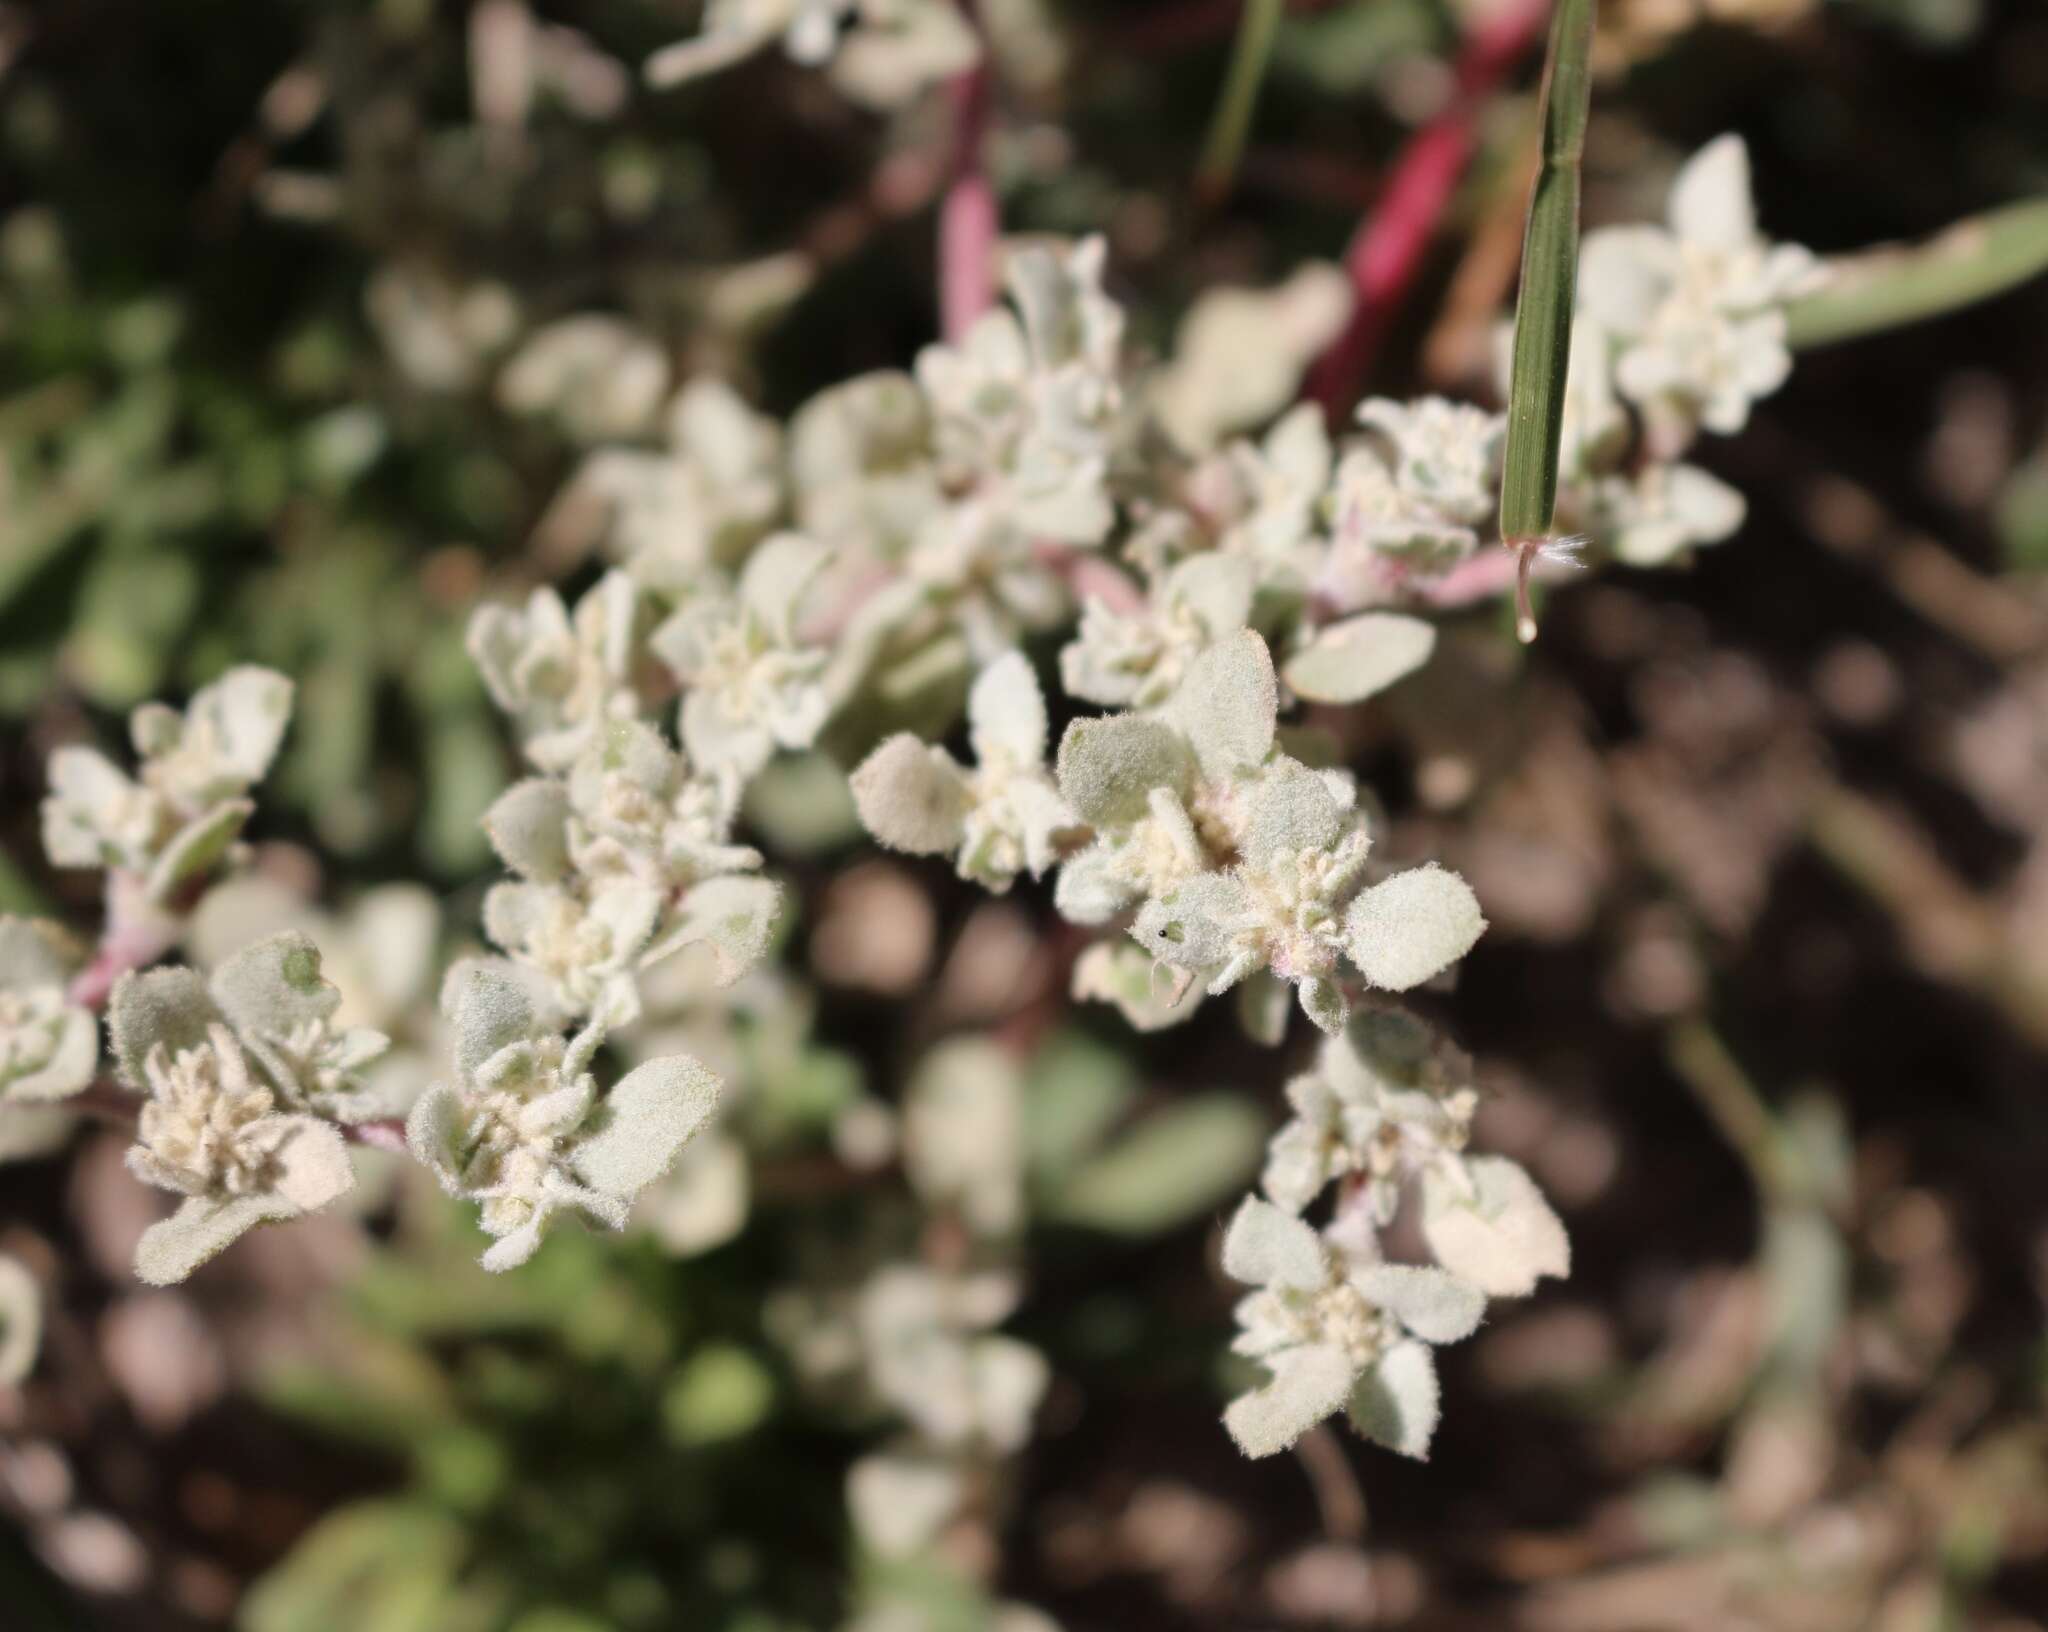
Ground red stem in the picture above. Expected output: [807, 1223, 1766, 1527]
[1304, 0, 1551, 418]
[67, 873, 182, 1011]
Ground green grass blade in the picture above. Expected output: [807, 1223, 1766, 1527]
[1195, 0, 1286, 203]
[1786, 197, 2048, 350]
[1497, 0, 1595, 553]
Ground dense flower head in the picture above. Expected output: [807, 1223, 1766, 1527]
[107, 939, 381, 1285]
[41, 667, 293, 901]
[407, 963, 722, 1270]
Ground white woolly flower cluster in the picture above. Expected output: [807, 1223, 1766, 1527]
[108, 934, 389, 1285]
[856, 625, 1486, 1041]
[469, 558, 792, 1028]
[0, 918, 97, 1106]
[1559, 134, 1822, 565]
[850, 651, 1075, 893]
[41, 666, 294, 902]
[1057, 630, 1485, 1036]
[645, 0, 977, 110]
[524, 142, 1809, 856]
[1219, 1011, 1569, 1459]
[407, 963, 722, 1271]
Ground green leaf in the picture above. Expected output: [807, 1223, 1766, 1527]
[1022, 1030, 1138, 1179]
[1497, 0, 1595, 547]
[1786, 198, 2048, 350]
[1045, 1092, 1265, 1235]
[661, 1342, 776, 1446]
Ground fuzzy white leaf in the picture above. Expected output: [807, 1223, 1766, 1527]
[653, 874, 782, 985]
[186, 666, 296, 786]
[1298, 975, 1349, 1038]
[968, 650, 1049, 767]
[264, 1115, 356, 1212]
[1224, 1341, 1356, 1459]
[134, 1193, 292, 1287]
[40, 747, 135, 869]
[1131, 872, 1252, 978]
[1167, 629, 1277, 777]
[483, 779, 572, 882]
[1283, 614, 1437, 704]
[1241, 761, 1349, 864]
[6, 1008, 97, 1103]
[107, 968, 218, 1090]
[209, 932, 342, 1039]
[1221, 1196, 1327, 1291]
[1069, 939, 1204, 1030]
[849, 735, 969, 856]
[1351, 1264, 1486, 1345]
[1420, 1155, 1570, 1298]
[1343, 864, 1485, 992]
[443, 961, 538, 1080]
[404, 1082, 466, 1190]
[737, 532, 833, 643]
[1346, 1338, 1440, 1459]
[1670, 133, 1755, 252]
[1055, 714, 1192, 829]
[572, 1054, 722, 1200]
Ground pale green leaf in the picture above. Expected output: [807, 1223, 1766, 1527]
[135, 1192, 292, 1286]
[1055, 714, 1193, 828]
[1047, 1092, 1265, 1235]
[1167, 629, 1278, 777]
[209, 931, 341, 1038]
[849, 735, 969, 856]
[1420, 1154, 1570, 1297]
[108, 967, 218, 1089]
[572, 1054, 723, 1199]
[1225, 1340, 1355, 1458]
[1283, 614, 1437, 704]
[1346, 1338, 1439, 1459]
[1221, 1196, 1327, 1291]
[1343, 864, 1486, 992]
[483, 780, 572, 883]
[1351, 1264, 1485, 1345]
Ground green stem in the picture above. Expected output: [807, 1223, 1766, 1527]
[1497, 0, 1594, 562]
[1194, 0, 1286, 203]
[1787, 196, 2048, 350]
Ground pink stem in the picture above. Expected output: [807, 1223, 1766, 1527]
[67, 873, 181, 1011]
[1407, 541, 1571, 611]
[1304, 0, 1551, 417]
[938, 4, 996, 344]
[349, 1120, 410, 1153]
